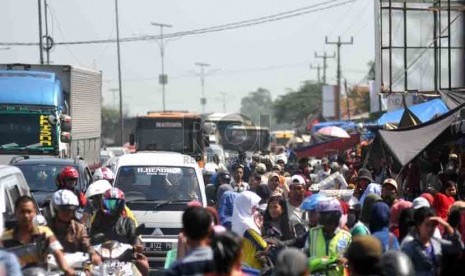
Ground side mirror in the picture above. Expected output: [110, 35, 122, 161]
[60, 115, 72, 132]
[135, 223, 146, 236]
[60, 132, 72, 143]
[129, 133, 135, 146]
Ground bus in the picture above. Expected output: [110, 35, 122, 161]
[129, 111, 209, 167]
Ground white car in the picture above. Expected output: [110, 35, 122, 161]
[113, 152, 207, 269]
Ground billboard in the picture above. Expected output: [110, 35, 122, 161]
[377, 0, 464, 93]
[322, 85, 337, 118]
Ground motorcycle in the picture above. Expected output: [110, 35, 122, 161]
[90, 233, 141, 276]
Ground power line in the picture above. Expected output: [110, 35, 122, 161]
[0, 0, 355, 46]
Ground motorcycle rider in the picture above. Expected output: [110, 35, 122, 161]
[81, 180, 138, 227]
[306, 197, 351, 276]
[92, 167, 115, 184]
[56, 166, 87, 208]
[90, 188, 149, 275]
[49, 189, 102, 266]
[2, 196, 75, 275]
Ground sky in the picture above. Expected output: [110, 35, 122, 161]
[0, 0, 375, 116]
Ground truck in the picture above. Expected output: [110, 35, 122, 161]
[0, 64, 102, 168]
[129, 111, 210, 167]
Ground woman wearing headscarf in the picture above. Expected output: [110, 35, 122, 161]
[231, 191, 268, 270]
[389, 200, 413, 239]
[351, 194, 382, 237]
[359, 183, 381, 207]
[370, 201, 399, 252]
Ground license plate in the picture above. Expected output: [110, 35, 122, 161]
[143, 242, 174, 252]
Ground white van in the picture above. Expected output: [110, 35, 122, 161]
[0, 165, 33, 234]
[113, 152, 207, 268]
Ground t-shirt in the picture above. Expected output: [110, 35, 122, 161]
[166, 246, 214, 276]
[286, 201, 307, 237]
[2, 225, 63, 268]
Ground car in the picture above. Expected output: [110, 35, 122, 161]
[0, 165, 34, 234]
[10, 156, 93, 207]
[113, 152, 207, 269]
[206, 144, 226, 164]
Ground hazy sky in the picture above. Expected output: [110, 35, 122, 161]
[1, 0, 375, 115]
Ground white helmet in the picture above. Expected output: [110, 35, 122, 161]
[93, 167, 115, 182]
[85, 180, 112, 199]
[53, 189, 79, 211]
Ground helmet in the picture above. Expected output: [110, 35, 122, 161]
[301, 193, 327, 211]
[317, 197, 342, 213]
[52, 189, 79, 211]
[93, 167, 115, 182]
[102, 188, 125, 216]
[85, 180, 112, 199]
[57, 166, 79, 188]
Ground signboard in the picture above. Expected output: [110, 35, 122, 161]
[322, 85, 337, 118]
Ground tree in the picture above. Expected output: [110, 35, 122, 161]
[273, 81, 322, 126]
[101, 106, 130, 146]
[239, 88, 274, 126]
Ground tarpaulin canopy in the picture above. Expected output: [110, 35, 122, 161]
[379, 104, 464, 166]
[376, 99, 448, 126]
[439, 90, 465, 109]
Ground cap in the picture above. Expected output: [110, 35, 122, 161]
[256, 163, 266, 174]
[269, 172, 280, 180]
[346, 236, 382, 262]
[290, 175, 306, 186]
[412, 197, 430, 209]
[449, 153, 458, 160]
[321, 157, 329, 165]
[382, 178, 398, 191]
[357, 168, 373, 183]
[276, 155, 288, 164]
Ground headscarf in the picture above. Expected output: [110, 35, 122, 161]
[360, 183, 381, 207]
[360, 194, 382, 224]
[390, 200, 413, 228]
[231, 191, 262, 236]
[370, 201, 390, 233]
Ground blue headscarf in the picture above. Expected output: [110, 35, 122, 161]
[360, 183, 381, 207]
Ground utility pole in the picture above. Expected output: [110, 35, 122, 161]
[326, 36, 353, 120]
[309, 64, 322, 83]
[195, 62, 210, 114]
[44, 0, 50, 64]
[314, 52, 335, 85]
[114, 0, 124, 145]
[220, 92, 227, 113]
[344, 78, 350, 120]
[37, 0, 44, 64]
[151, 22, 172, 112]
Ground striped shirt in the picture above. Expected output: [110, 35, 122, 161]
[166, 246, 214, 276]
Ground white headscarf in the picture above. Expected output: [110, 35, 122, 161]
[231, 191, 262, 236]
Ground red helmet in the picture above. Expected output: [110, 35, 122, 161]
[57, 166, 79, 188]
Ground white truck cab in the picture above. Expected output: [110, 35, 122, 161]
[113, 152, 207, 268]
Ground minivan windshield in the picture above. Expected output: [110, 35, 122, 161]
[115, 166, 201, 203]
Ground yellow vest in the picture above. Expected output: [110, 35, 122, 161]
[308, 226, 351, 276]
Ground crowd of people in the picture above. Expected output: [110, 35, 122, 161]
[173, 146, 465, 276]
[0, 145, 464, 276]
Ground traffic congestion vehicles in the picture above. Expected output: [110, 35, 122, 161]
[0, 64, 102, 168]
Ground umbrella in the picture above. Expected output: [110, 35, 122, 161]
[316, 126, 350, 138]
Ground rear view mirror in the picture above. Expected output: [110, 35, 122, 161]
[129, 133, 135, 146]
[60, 132, 72, 143]
[60, 115, 72, 132]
